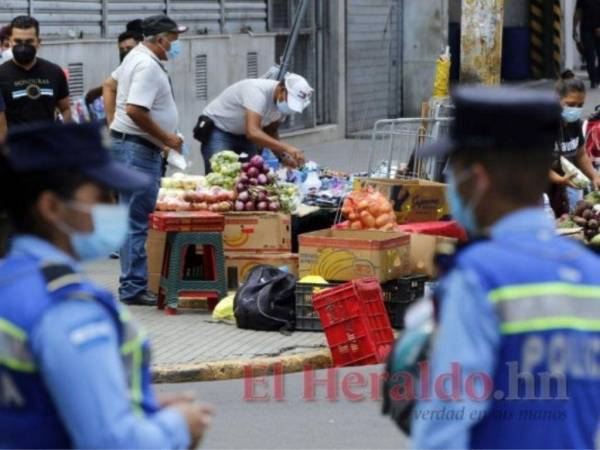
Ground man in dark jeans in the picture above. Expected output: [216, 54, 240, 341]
[575, 0, 600, 88]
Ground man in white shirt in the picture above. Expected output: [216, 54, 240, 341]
[200, 73, 312, 172]
[107, 15, 186, 306]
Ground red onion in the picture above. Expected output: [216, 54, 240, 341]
[250, 155, 264, 168]
[247, 167, 259, 178]
[257, 192, 268, 203]
[262, 163, 271, 174]
[235, 201, 245, 211]
[268, 202, 280, 212]
[242, 163, 251, 171]
[257, 201, 268, 211]
[257, 174, 268, 185]
[245, 201, 256, 211]
[239, 173, 249, 184]
[249, 178, 258, 186]
[238, 191, 250, 203]
[236, 182, 246, 192]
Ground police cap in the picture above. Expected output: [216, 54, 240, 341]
[4, 121, 150, 193]
[420, 86, 562, 157]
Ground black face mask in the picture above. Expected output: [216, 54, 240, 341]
[119, 49, 130, 63]
[12, 43, 36, 65]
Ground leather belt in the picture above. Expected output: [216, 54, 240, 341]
[110, 130, 162, 152]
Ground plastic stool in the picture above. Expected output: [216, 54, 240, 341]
[158, 231, 227, 315]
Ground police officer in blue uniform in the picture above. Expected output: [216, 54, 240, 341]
[411, 87, 600, 448]
[0, 122, 212, 448]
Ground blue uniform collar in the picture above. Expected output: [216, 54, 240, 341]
[10, 235, 79, 269]
[489, 207, 555, 241]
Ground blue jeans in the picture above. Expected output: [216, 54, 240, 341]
[112, 137, 162, 301]
[201, 127, 257, 173]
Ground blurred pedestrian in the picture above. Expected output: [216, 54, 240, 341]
[198, 73, 312, 172]
[107, 15, 186, 306]
[0, 25, 11, 63]
[573, 0, 600, 88]
[0, 16, 71, 128]
[0, 121, 213, 449]
[411, 87, 600, 449]
[548, 70, 600, 216]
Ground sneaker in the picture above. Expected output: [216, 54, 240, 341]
[121, 292, 157, 306]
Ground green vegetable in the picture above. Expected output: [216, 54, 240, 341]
[590, 234, 600, 246]
[585, 191, 600, 205]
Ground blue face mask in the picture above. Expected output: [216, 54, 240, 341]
[166, 39, 181, 60]
[562, 106, 583, 123]
[446, 169, 481, 236]
[58, 203, 129, 262]
[277, 100, 294, 115]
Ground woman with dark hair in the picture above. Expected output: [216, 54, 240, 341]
[548, 70, 600, 215]
[0, 122, 212, 449]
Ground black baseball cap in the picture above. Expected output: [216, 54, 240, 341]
[5, 122, 150, 193]
[141, 15, 188, 37]
[419, 86, 562, 157]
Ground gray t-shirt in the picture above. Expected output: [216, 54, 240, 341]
[203, 79, 284, 136]
[110, 43, 178, 147]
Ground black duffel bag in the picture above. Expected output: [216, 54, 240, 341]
[233, 265, 296, 332]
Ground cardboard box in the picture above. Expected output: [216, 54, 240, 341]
[299, 229, 411, 282]
[147, 229, 167, 294]
[409, 233, 457, 278]
[225, 252, 299, 289]
[354, 178, 448, 224]
[224, 212, 291, 252]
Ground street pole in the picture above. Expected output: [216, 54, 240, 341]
[460, 0, 505, 85]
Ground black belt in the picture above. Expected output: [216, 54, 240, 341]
[110, 130, 162, 152]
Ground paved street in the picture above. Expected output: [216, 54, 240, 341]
[155, 365, 409, 449]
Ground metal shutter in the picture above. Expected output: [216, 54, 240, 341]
[0, 1, 29, 24]
[67, 62, 85, 98]
[247, 51, 258, 78]
[195, 54, 208, 100]
[105, 0, 166, 38]
[169, 0, 221, 35]
[346, 0, 402, 134]
[224, 0, 267, 33]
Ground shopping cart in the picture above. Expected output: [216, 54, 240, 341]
[367, 117, 453, 182]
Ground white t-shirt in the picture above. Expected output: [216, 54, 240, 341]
[203, 79, 284, 136]
[110, 43, 178, 147]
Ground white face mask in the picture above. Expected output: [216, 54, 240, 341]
[1, 47, 12, 62]
[277, 100, 294, 115]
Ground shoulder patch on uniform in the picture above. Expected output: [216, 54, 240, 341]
[40, 263, 82, 293]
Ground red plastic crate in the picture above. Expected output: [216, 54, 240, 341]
[150, 211, 225, 232]
[313, 277, 394, 367]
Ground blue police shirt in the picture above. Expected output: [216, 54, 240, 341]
[9, 235, 191, 449]
[411, 208, 554, 449]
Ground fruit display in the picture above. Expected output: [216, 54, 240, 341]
[339, 189, 397, 231]
[206, 151, 242, 190]
[156, 186, 235, 212]
[571, 199, 600, 244]
[234, 155, 280, 212]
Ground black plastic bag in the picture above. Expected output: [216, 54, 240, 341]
[233, 265, 296, 332]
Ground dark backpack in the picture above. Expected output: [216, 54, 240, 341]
[233, 265, 296, 332]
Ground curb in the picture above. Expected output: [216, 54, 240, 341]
[152, 349, 333, 384]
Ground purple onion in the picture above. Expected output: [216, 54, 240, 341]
[268, 201, 280, 212]
[262, 163, 271, 174]
[249, 178, 258, 186]
[257, 201, 268, 211]
[257, 174, 268, 185]
[238, 191, 250, 203]
[235, 201, 245, 211]
[236, 182, 246, 192]
[239, 173, 250, 184]
[250, 155, 264, 168]
[245, 201, 256, 211]
[257, 192, 268, 203]
[247, 167, 259, 178]
[242, 163, 251, 171]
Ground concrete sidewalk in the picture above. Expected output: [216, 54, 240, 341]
[84, 259, 330, 383]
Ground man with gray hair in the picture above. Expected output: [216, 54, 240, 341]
[107, 15, 186, 306]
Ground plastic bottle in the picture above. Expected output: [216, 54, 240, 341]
[301, 161, 322, 196]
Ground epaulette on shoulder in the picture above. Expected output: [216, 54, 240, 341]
[40, 263, 83, 293]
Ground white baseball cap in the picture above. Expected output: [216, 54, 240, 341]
[284, 73, 313, 113]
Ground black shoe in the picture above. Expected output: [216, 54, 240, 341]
[110, 252, 120, 259]
[121, 292, 158, 306]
